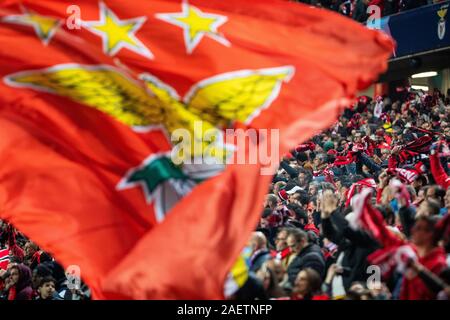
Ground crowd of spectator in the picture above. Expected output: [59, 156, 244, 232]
[1, 86, 450, 300]
[238, 87, 450, 300]
[0, 221, 90, 300]
[291, 0, 445, 23]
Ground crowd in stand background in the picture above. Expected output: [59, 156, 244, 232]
[0, 222, 90, 300]
[235, 87, 450, 300]
[291, 0, 446, 22]
[1, 86, 450, 300]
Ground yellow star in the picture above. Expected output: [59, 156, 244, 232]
[2, 10, 61, 45]
[156, 1, 230, 54]
[83, 2, 154, 59]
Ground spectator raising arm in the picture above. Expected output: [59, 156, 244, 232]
[430, 144, 450, 189]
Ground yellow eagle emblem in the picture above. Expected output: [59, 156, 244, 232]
[5, 64, 294, 160]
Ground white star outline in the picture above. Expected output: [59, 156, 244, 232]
[1, 9, 62, 46]
[156, 0, 230, 54]
[82, 2, 154, 59]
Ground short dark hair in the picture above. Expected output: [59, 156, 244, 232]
[376, 205, 395, 226]
[415, 175, 428, 186]
[416, 215, 440, 245]
[351, 175, 365, 183]
[296, 152, 308, 162]
[287, 203, 308, 222]
[434, 186, 446, 201]
[262, 208, 272, 219]
[295, 192, 310, 206]
[325, 154, 335, 164]
[424, 199, 441, 216]
[278, 227, 295, 237]
[301, 268, 322, 296]
[39, 276, 56, 288]
[288, 228, 308, 243]
[266, 194, 278, 207]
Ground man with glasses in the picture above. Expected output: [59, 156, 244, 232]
[286, 229, 325, 285]
[273, 228, 295, 269]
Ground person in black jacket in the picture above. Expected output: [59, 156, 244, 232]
[352, 0, 369, 23]
[230, 272, 268, 300]
[286, 229, 326, 284]
[320, 190, 380, 291]
[248, 232, 271, 273]
[35, 276, 61, 300]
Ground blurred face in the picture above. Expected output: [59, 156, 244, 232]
[9, 267, 19, 286]
[412, 178, 422, 191]
[426, 187, 436, 200]
[416, 201, 432, 217]
[340, 186, 348, 202]
[313, 157, 321, 167]
[263, 196, 271, 209]
[298, 173, 306, 184]
[287, 235, 303, 254]
[381, 149, 390, 160]
[294, 271, 309, 295]
[39, 281, 55, 299]
[248, 236, 258, 253]
[411, 220, 433, 246]
[422, 122, 431, 130]
[273, 183, 286, 195]
[307, 201, 316, 218]
[260, 217, 269, 229]
[264, 195, 277, 209]
[32, 270, 43, 289]
[417, 189, 425, 199]
[24, 242, 37, 257]
[270, 260, 286, 283]
[309, 185, 317, 196]
[275, 230, 288, 251]
[288, 193, 300, 205]
[444, 127, 450, 139]
[445, 188, 450, 209]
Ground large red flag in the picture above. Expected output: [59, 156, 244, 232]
[0, 0, 393, 298]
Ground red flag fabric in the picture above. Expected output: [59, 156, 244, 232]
[354, 189, 447, 299]
[0, 0, 393, 298]
[348, 189, 412, 280]
[347, 188, 403, 248]
[345, 178, 377, 207]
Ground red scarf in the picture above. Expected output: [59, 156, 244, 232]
[272, 247, 292, 260]
[8, 286, 16, 300]
[295, 142, 316, 153]
[31, 251, 42, 265]
[345, 178, 376, 207]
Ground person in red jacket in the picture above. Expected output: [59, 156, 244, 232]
[430, 143, 450, 189]
[400, 216, 447, 300]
